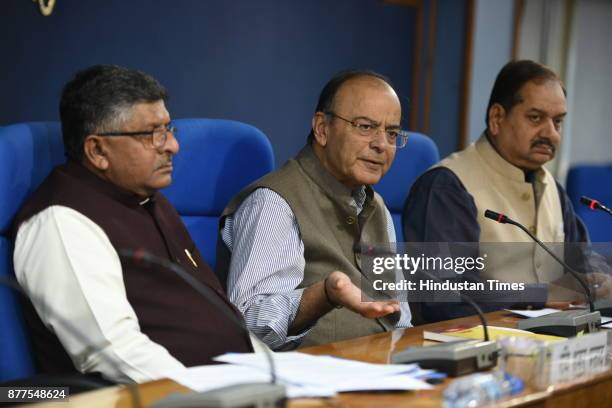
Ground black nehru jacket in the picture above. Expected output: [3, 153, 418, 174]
[12, 161, 252, 375]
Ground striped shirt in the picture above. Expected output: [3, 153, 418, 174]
[222, 187, 412, 350]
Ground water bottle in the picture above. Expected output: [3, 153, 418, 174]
[443, 371, 524, 408]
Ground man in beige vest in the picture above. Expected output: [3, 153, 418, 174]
[403, 60, 608, 323]
[217, 71, 412, 349]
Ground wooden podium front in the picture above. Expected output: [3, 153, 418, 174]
[25, 311, 612, 408]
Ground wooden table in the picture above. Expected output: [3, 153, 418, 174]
[27, 311, 612, 407]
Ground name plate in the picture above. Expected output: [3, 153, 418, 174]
[542, 331, 609, 386]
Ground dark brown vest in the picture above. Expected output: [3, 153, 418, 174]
[12, 161, 251, 376]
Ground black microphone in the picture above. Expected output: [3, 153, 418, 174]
[356, 244, 490, 341]
[580, 196, 612, 216]
[484, 209, 595, 312]
[485, 209, 601, 337]
[120, 249, 286, 408]
[355, 244, 499, 376]
[0, 275, 143, 408]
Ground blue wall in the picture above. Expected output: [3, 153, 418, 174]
[429, 0, 468, 157]
[0, 0, 417, 165]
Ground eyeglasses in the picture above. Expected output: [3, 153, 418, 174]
[325, 111, 409, 148]
[98, 124, 177, 149]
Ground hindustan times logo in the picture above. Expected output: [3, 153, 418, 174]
[372, 253, 488, 275]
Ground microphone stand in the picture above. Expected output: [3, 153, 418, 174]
[119, 249, 286, 408]
[484, 209, 601, 336]
[355, 244, 499, 376]
[578, 196, 612, 316]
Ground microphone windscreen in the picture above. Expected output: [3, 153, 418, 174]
[484, 209, 500, 220]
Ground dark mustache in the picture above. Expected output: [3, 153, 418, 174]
[157, 155, 174, 168]
[531, 139, 556, 153]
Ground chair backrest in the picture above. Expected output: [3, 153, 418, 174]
[566, 164, 612, 242]
[161, 119, 275, 268]
[0, 119, 274, 381]
[375, 132, 440, 241]
[0, 122, 64, 382]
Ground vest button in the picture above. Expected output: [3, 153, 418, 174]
[346, 216, 356, 225]
[521, 192, 531, 201]
[529, 225, 537, 234]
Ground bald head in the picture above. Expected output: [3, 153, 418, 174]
[308, 70, 397, 143]
[310, 72, 401, 189]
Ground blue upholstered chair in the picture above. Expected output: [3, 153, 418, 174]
[0, 118, 274, 382]
[375, 132, 439, 241]
[0, 122, 64, 382]
[162, 119, 275, 268]
[566, 164, 612, 243]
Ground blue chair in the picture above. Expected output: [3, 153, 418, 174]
[376, 132, 439, 241]
[566, 164, 612, 243]
[0, 122, 64, 382]
[0, 119, 274, 382]
[162, 119, 274, 269]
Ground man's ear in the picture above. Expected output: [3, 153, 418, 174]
[83, 135, 110, 170]
[487, 104, 506, 136]
[312, 112, 329, 147]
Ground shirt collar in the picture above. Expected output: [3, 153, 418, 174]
[295, 145, 374, 214]
[351, 186, 367, 214]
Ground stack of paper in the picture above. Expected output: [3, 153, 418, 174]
[505, 308, 561, 318]
[165, 351, 434, 399]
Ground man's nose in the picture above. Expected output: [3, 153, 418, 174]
[164, 130, 180, 155]
[369, 128, 389, 152]
[543, 118, 561, 142]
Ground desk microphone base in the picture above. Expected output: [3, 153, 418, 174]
[594, 299, 612, 317]
[517, 310, 601, 337]
[391, 340, 499, 377]
[150, 383, 286, 408]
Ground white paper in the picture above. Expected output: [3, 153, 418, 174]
[334, 374, 432, 391]
[164, 364, 336, 398]
[214, 352, 419, 387]
[506, 308, 560, 318]
[601, 316, 612, 326]
[165, 351, 431, 400]
[165, 364, 270, 391]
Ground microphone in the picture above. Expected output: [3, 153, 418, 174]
[356, 244, 490, 341]
[580, 196, 612, 216]
[0, 275, 143, 408]
[485, 209, 601, 336]
[577, 197, 612, 316]
[355, 244, 499, 376]
[119, 249, 286, 408]
[484, 209, 595, 311]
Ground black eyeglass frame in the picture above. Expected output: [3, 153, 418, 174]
[97, 124, 177, 148]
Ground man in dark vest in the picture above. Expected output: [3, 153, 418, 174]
[218, 70, 412, 349]
[12, 65, 251, 383]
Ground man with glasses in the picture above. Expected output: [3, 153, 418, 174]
[12, 65, 252, 383]
[218, 70, 412, 349]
